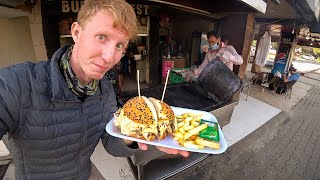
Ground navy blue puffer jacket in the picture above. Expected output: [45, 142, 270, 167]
[0, 46, 137, 180]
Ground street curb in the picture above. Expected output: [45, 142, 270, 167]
[170, 111, 289, 180]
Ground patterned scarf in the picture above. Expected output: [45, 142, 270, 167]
[60, 46, 99, 97]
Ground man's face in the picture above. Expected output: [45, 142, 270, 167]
[71, 11, 130, 82]
[208, 36, 220, 46]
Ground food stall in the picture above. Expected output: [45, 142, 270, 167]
[40, 1, 263, 179]
[41, 0, 216, 87]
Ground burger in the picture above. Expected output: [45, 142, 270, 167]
[114, 96, 177, 141]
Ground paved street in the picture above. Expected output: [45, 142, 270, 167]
[171, 72, 320, 180]
[293, 60, 320, 73]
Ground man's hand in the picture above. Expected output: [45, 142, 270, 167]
[124, 139, 189, 157]
[217, 51, 232, 63]
[202, 46, 209, 53]
[283, 75, 289, 82]
[123, 139, 134, 146]
[138, 142, 189, 157]
[193, 69, 200, 76]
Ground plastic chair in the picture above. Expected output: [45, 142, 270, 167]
[261, 72, 269, 84]
[241, 75, 253, 101]
[275, 80, 297, 99]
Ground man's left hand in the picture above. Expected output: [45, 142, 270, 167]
[138, 142, 189, 157]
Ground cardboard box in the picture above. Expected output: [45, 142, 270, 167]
[173, 58, 186, 69]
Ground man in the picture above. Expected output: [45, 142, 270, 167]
[0, 0, 187, 179]
[160, 36, 177, 58]
[194, 31, 243, 76]
[261, 66, 300, 91]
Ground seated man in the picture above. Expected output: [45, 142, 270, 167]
[261, 66, 300, 92]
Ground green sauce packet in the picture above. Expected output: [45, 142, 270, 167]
[199, 119, 220, 142]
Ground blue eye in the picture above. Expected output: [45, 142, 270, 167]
[116, 43, 124, 50]
[97, 35, 106, 41]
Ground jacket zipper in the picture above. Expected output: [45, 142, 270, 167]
[77, 103, 85, 177]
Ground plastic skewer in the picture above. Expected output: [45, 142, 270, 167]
[161, 69, 170, 102]
[137, 70, 141, 98]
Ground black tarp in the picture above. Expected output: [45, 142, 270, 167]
[121, 59, 241, 110]
[121, 83, 227, 111]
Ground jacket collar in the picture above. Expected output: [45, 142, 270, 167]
[49, 45, 112, 102]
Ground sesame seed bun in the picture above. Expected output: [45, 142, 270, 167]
[123, 96, 158, 126]
[115, 96, 158, 141]
[115, 96, 175, 141]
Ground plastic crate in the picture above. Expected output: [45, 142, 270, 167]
[169, 72, 185, 84]
[171, 67, 191, 73]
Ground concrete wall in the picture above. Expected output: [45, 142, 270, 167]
[28, 0, 48, 62]
[221, 14, 248, 55]
[171, 17, 215, 52]
[169, 17, 214, 66]
[0, 0, 47, 68]
[221, 14, 255, 77]
[0, 17, 35, 68]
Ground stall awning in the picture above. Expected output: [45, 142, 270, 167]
[0, 6, 29, 18]
[287, 0, 320, 23]
[138, 0, 267, 15]
[238, 0, 267, 14]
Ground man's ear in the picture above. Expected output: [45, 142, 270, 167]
[71, 22, 81, 43]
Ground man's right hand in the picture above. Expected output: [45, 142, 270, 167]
[138, 143, 189, 157]
[193, 69, 200, 76]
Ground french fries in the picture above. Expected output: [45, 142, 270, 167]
[183, 125, 195, 131]
[171, 112, 220, 150]
[177, 121, 184, 128]
[173, 132, 184, 139]
[183, 141, 205, 149]
[178, 127, 186, 134]
[183, 124, 208, 140]
[195, 138, 220, 149]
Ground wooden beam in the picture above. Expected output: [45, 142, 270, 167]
[239, 13, 256, 79]
[255, 18, 298, 25]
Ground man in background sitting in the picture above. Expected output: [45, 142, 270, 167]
[261, 66, 300, 91]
